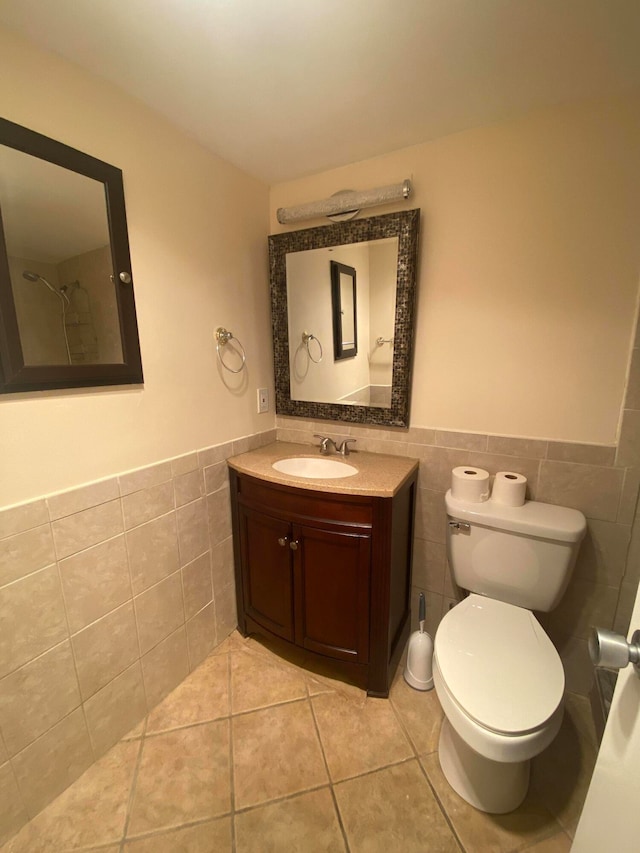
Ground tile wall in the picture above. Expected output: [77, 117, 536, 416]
[277, 383, 640, 698]
[0, 427, 276, 845]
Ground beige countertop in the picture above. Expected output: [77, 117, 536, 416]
[227, 441, 418, 497]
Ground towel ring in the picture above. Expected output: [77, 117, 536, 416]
[215, 327, 246, 373]
[302, 331, 323, 364]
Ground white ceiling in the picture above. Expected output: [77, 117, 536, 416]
[1, 0, 639, 184]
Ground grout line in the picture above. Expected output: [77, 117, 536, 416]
[227, 652, 237, 853]
[415, 753, 466, 852]
[119, 728, 146, 845]
[116, 812, 232, 848]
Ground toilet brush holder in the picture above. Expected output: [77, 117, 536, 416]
[403, 593, 434, 691]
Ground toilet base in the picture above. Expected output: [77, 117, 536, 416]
[438, 718, 530, 814]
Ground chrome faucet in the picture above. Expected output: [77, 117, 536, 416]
[337, 439, 357, 457]
[314, 435, 357, 457]
[314, 434, 338, 455]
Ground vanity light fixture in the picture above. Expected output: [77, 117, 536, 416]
[276, 179, 412, 225]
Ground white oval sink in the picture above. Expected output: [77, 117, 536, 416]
[272, 457, 358, 479]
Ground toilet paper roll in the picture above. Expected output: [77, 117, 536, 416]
[492, 471, 527, 507]
[451, 467, 491, 503]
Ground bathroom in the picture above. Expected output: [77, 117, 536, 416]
[1, 2, 640, 851]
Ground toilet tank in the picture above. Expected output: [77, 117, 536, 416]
[445, 491, 587, 612]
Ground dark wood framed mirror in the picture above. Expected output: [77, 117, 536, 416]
[330, 260, 357, 360]
[269, 208, 420, 427]
[0, 117, 143, 393]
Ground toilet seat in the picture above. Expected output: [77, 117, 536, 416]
[434, 594, 564, 736]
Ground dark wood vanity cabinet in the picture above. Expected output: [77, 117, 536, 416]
[230, 470, 417, 697]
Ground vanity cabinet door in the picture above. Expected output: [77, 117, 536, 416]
[238, 505, 294, 642]
[295, 523, 371, 664]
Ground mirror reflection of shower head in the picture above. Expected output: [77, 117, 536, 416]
[22, 270, 70, 305]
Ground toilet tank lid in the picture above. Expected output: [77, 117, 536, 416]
[445, 490, 586, 543]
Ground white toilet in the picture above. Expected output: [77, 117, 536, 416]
[433, 489, 586, 814]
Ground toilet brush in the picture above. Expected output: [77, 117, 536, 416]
[403, 592, 434, 691]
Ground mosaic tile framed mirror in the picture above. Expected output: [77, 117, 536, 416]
[269, 208, 420, 428]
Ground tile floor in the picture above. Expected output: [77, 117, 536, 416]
[1, 631, 598, 852]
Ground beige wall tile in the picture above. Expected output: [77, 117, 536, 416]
[487, 435, 548, 459]
[554, 635, 595, 695]
[0, 761, 28, 846]
[52, 499, 123, 560]
[176, 498, 209, 565]
[624, 347, 640, 410]
[613, 580, 638, 636]
[186, 602, 217, 670]
[414, 488, 447, 544]
[277, 427, 316, 445]
[0, 566, 68, 679]
[258, 428, 277, 447]
[547, 442, 616, 466]
[211, 536, 235, 592]
[122, 481, 174, 530]
[72, 602, 139, 700]
[0, 733, 7, 762]
[84, 662, 147, 758]
[0, 641, 81, 756]
[171, 451, 198, 477]
[541, 578, 618, 641]
[182, 552, 213, 620]
[405, 427, 437, 445]
[232, 437, 252, 456]
[126, 512, 179, 594]
[0, 524, 55, 586]
[0, 500, 48, 540]
[214, 582, 237, 641]
[47, 479, 119, 522]
[538, 461, 625, 521]
[412, 538, 446, 594]
[174, 469, 203, 508]
[410, 444, 541, 497]
[59, 535, 132, 633]
[141, 627, 190, 709]
[134, 571, 185, 656]
[11, 707, 93, 817]
[625, 513, 640, 586]
[435, 430, 488, 451]
[616, 409, 640, 467]
[198, 442, 232, 469]
[204, 462, 228, 495]
[617, 466, 640, 524]
[573, 520, 631, 586]
[118, 461, 172, 497]
[207, 488, 232, 547]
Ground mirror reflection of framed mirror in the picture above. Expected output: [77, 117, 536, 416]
[330, 260, 357, 360]
[0, 117, 143, 393]
[269, 208, 420, 428]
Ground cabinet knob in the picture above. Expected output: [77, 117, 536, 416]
[289, 540, 299, 551]
[277, 537, 288, 547]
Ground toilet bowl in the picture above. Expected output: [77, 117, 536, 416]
[434, 490, 586, 814]
[433, 595, 564, 813]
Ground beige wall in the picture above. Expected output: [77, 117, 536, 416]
[271, 94, 640, 445]
[0, 27, 274, 507]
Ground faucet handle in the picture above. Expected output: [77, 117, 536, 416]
[313, 434, 331, 454]
[337, 439, 357, 457]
